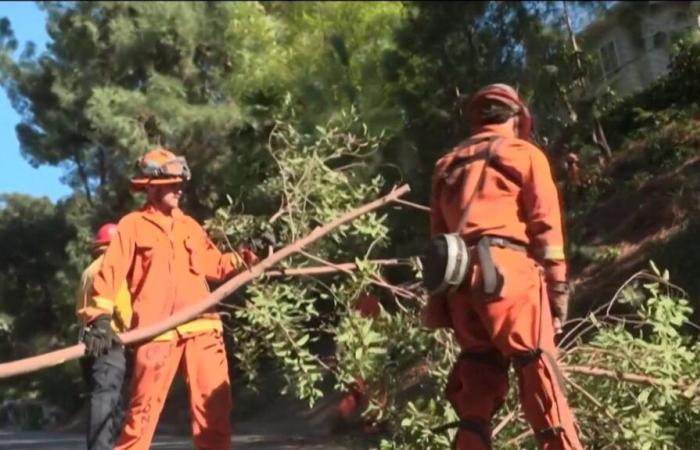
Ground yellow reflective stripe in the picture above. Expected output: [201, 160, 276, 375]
[152, 318, 223, 342]
[541, 245, 565, 261]
[92, 296, 114, 314]
[176, 318, 223, 335]
[112, 281, 133, 333]
[152, 330, 176, 341]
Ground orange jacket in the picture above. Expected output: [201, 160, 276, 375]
[430, 123, 567, 282]
[79, 205, 248, 341]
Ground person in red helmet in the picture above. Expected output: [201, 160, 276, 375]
[79, 148, 265, 450]
[425, 83, 584, 449]
[76, 223, 133, 450]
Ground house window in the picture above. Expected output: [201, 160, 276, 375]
[599, 40, 619, 76]
[674, 11, 689, 24]
[653, 31, 668, 48]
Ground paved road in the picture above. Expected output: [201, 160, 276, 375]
[0, 431, 347, 450]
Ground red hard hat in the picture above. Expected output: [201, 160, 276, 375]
[467, 83, 533, 140]
[94, 223, 118, 247]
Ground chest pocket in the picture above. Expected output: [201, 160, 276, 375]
[130, 233, 159, 292]
[134, 234, 158, 267]
[184, 234, 206, 275]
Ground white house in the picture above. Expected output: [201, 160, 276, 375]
[579, 1, 700, 97]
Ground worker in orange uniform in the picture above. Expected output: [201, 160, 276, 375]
[78, 223, 133, 450]
[425, 84, 584, 449]
[78, 148, 262, 450]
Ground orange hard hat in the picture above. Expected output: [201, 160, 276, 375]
[468, 83, 533, 140]
[129, 148, 191, 192]
[94, 223, 118, 248]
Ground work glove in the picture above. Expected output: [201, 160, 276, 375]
[547, 281, 570, 335]
[82, 314, 123, 358]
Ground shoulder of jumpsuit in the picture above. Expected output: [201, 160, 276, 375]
[433, 136, 483, 174]
[111, 210, 145, 239]
[117, 210, 145, 228]
[110, 209, 163, 248]
[515, 139, 558, 180]
[491, 135, 543, 171]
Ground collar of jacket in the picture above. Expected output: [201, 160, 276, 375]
[472, 123, 516, 140]
[140, 204, 187, 233]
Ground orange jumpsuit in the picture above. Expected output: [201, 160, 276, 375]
[82, 205, 249, 450]
[429, 123, 583, 450]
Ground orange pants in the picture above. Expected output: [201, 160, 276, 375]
[446, 246, 583, 450]
[115, 331, 232, 450]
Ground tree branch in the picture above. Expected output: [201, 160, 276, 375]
[298, 250, 355, 276]
[73, 149, 93, 206]
[0, 184, 411, 379]
[492, 409, 519, 437]
[563, 364, 678, 390]
[97, 144, 106, 189]
[394, 198, 431, 212]
[264, 259, 412, 278]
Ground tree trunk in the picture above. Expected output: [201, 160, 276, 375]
[562, 1, 613, 162]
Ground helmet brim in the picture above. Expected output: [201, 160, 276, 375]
[129, 176, 185, 192]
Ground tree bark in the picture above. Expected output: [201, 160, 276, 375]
[73, 149, 93, 206]
[563, 364, 689, 392]
[562, 1, 613, 162]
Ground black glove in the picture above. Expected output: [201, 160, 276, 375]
[249, 230, 277, 255]
[83, 315, 123, 358]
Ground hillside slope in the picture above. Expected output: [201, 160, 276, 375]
[569, 108, 700, 324]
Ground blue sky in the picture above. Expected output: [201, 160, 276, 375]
[0, 1, 71, 202]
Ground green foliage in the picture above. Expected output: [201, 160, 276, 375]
[0, 195, 75, 343]
[205, 105, 390, 408]
[562, 264, 700, 449]
[0, 194, 83, 417]
[601, 41, 700, 148]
